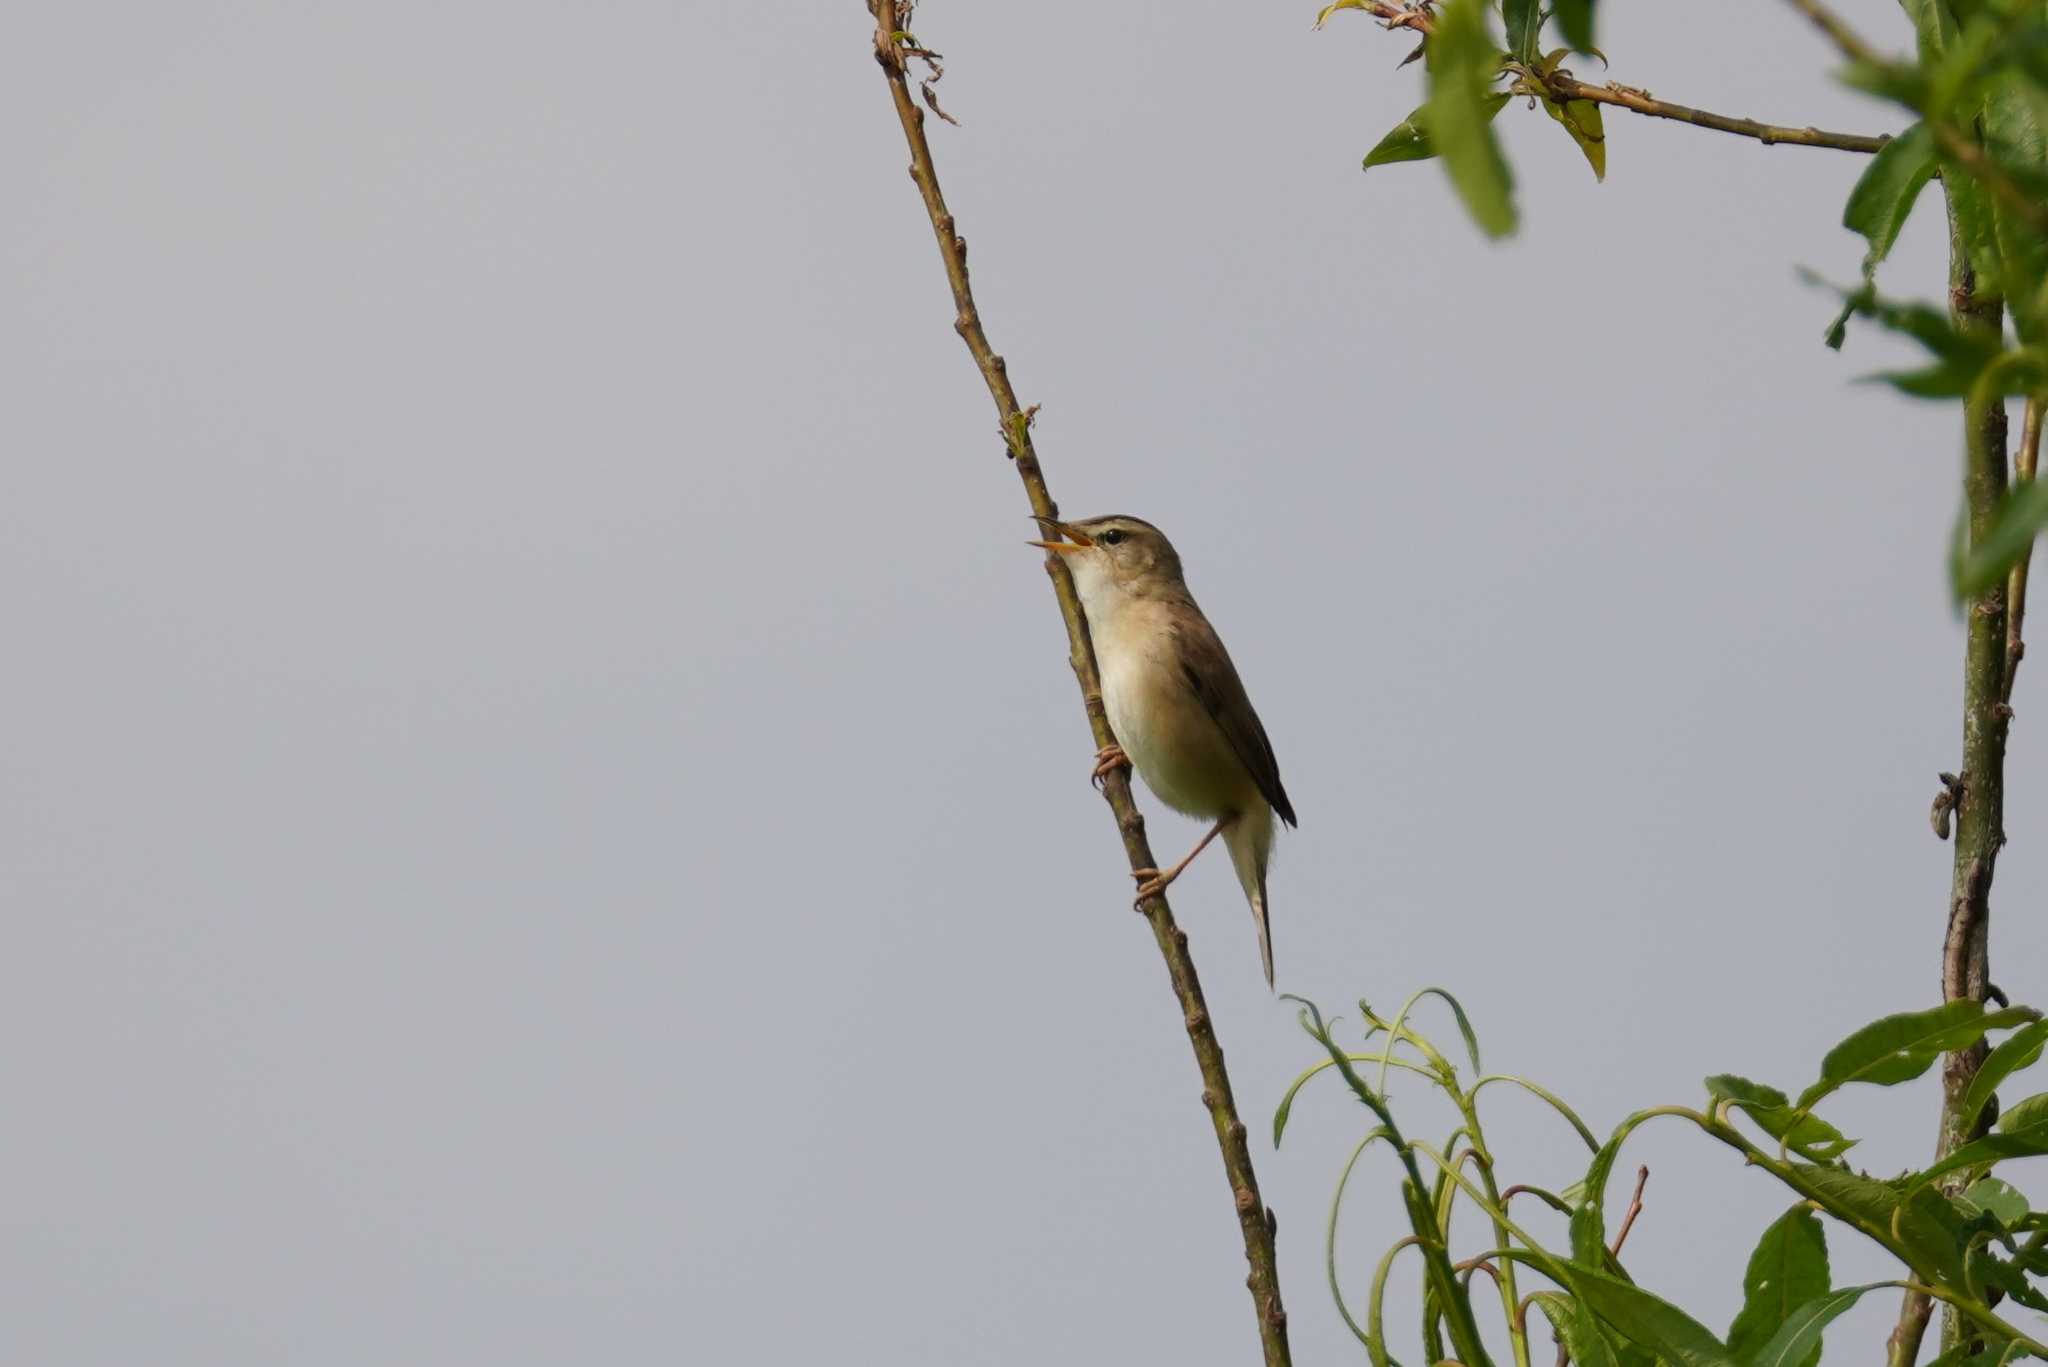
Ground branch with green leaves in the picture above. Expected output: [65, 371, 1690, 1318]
[1318, 0, 1890, 241]
[1281, 989, 2048, 1367]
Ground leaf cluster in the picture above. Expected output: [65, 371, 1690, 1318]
[1319, 0, 2048, 600]
[1281, 991, 2048, 1367]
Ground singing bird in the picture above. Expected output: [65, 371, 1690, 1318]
[1029, 515, 1296, 987]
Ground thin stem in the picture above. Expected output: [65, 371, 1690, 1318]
[1608, 1166, 1650, 1256]
[1451, 1099, 1530, 1367]
[1936, 171, 2013, 1362]
[1325, 2, 1887, 153]
[1540, 74, 1888, 153]
[860, 8, 1289, 1362]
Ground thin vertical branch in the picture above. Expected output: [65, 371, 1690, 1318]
[859, 8, 1291, 1362]
[1894, 180, 2015, 1367]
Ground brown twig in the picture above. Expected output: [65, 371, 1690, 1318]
[1322, 1, 1887, 153]
[1608, 1166, 1650, 1256]
[1542, 74, 1889, 153]
[860, 5, 1290, 1362]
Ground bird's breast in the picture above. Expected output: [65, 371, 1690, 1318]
[1094, 607, 1257, 820]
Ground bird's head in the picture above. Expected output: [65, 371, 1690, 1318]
[1029, 515, 1188, 609]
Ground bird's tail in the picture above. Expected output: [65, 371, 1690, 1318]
[1224, 806, 1276, 989]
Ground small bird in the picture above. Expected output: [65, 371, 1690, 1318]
[1029, 515, 1296, 987]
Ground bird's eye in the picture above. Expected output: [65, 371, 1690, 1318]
[1101, 529, 1126, 546]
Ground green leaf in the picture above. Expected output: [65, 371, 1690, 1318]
[1959, 1019, 2048, 1135]
[1844, 122, 1937, 272]
[1900, 0, 1963, 64]
[1808, 275, 2004, 385]
[1946, 157, 2005, 288]
[1364, 95, 1512, 170]
[1531, 1292, 1622, 1367]
[1424, 0, 1517, 238]
[1706, 1075, 1857, 1161]
[1793, 1165, 1966, 1283]
[1915, 1118, 2048, 1186]
[1563, 1264, 1739, 1367]
[1555, 0, 1596, 52]
[1364, 108, 1437, 170]
[1726, 1206, 1832, 1367]
[1746, 1285, 1888, 1367]
[1956, 476, 2048, 596]
[1974, 1245, 2048, 1312]
[2000, 1090, 2048, 1132]
[1796, 1001, 2040, 1110]
[1571, 1134, 1625, 1268]
[1961, 1175, 2030, 1227]
[1504, 0, 1542, 63]
[1541, 96, 1607, 181]
[1983, 69, 2048, 343]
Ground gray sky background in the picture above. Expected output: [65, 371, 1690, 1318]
[7, 2, 2045, 1363]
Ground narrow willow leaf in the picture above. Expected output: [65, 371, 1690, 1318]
[1530, 1292, 1621, 1367]
[2000, 1091, 2048, 1132]
[1747, 1284, 1888, 1367]
[1424, 0, 1516, 238]
[1793, 1164, 1965, 1284]
[1844, 122, 1936, 271]
[1945, 164, 2005, 293]
[1363, 95, 1511, 171]
[1504, 0, 1542, 63]
[1571, 1134, 1625, 1268]
[1899, 0, 1962, 63]
[1562, 1264, 1739, 1367]
[1914, 1118, 2048, 1185]
[1313, 0, 1374, 29]
[1922, 1342, 2013, 1367]
[1958, 479, 2048, 596]
[1961, 1176, 2029, 1227]
[1984, 69, 2048, 345]
[1541, 96, 1607, 181]
[1274, 1062, 1320, 1146]
[1554, 0, 1596, 52]
[1796, 1001, 2039, 1110]
[1705, 1075, 1857, 1161]
[1959, 1019, 2048, 1135]
[1726, 1206, 1831, 1367]
[1971, 1243, 2048, 1312]
[1806, 276, 2008, 388]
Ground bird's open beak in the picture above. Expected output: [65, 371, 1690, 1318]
[1027, 517, 1091, 553]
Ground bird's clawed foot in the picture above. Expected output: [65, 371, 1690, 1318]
[1091, 743, 1132, 790]
[1129, 865, 1178, 908]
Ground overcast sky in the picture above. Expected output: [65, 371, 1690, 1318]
[6, 2, 2043, 1363]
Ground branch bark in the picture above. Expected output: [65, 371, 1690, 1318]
[1542, 74, 1889, 153]
[1890, 173, 2015, 1367]
[860, 8, 1291, 1363]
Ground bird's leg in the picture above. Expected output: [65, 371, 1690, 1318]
[1091, 743, 1132, 789]
[1131, 818, 1229, 908]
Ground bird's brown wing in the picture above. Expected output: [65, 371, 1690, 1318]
[1174, 613, 1297, 827]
